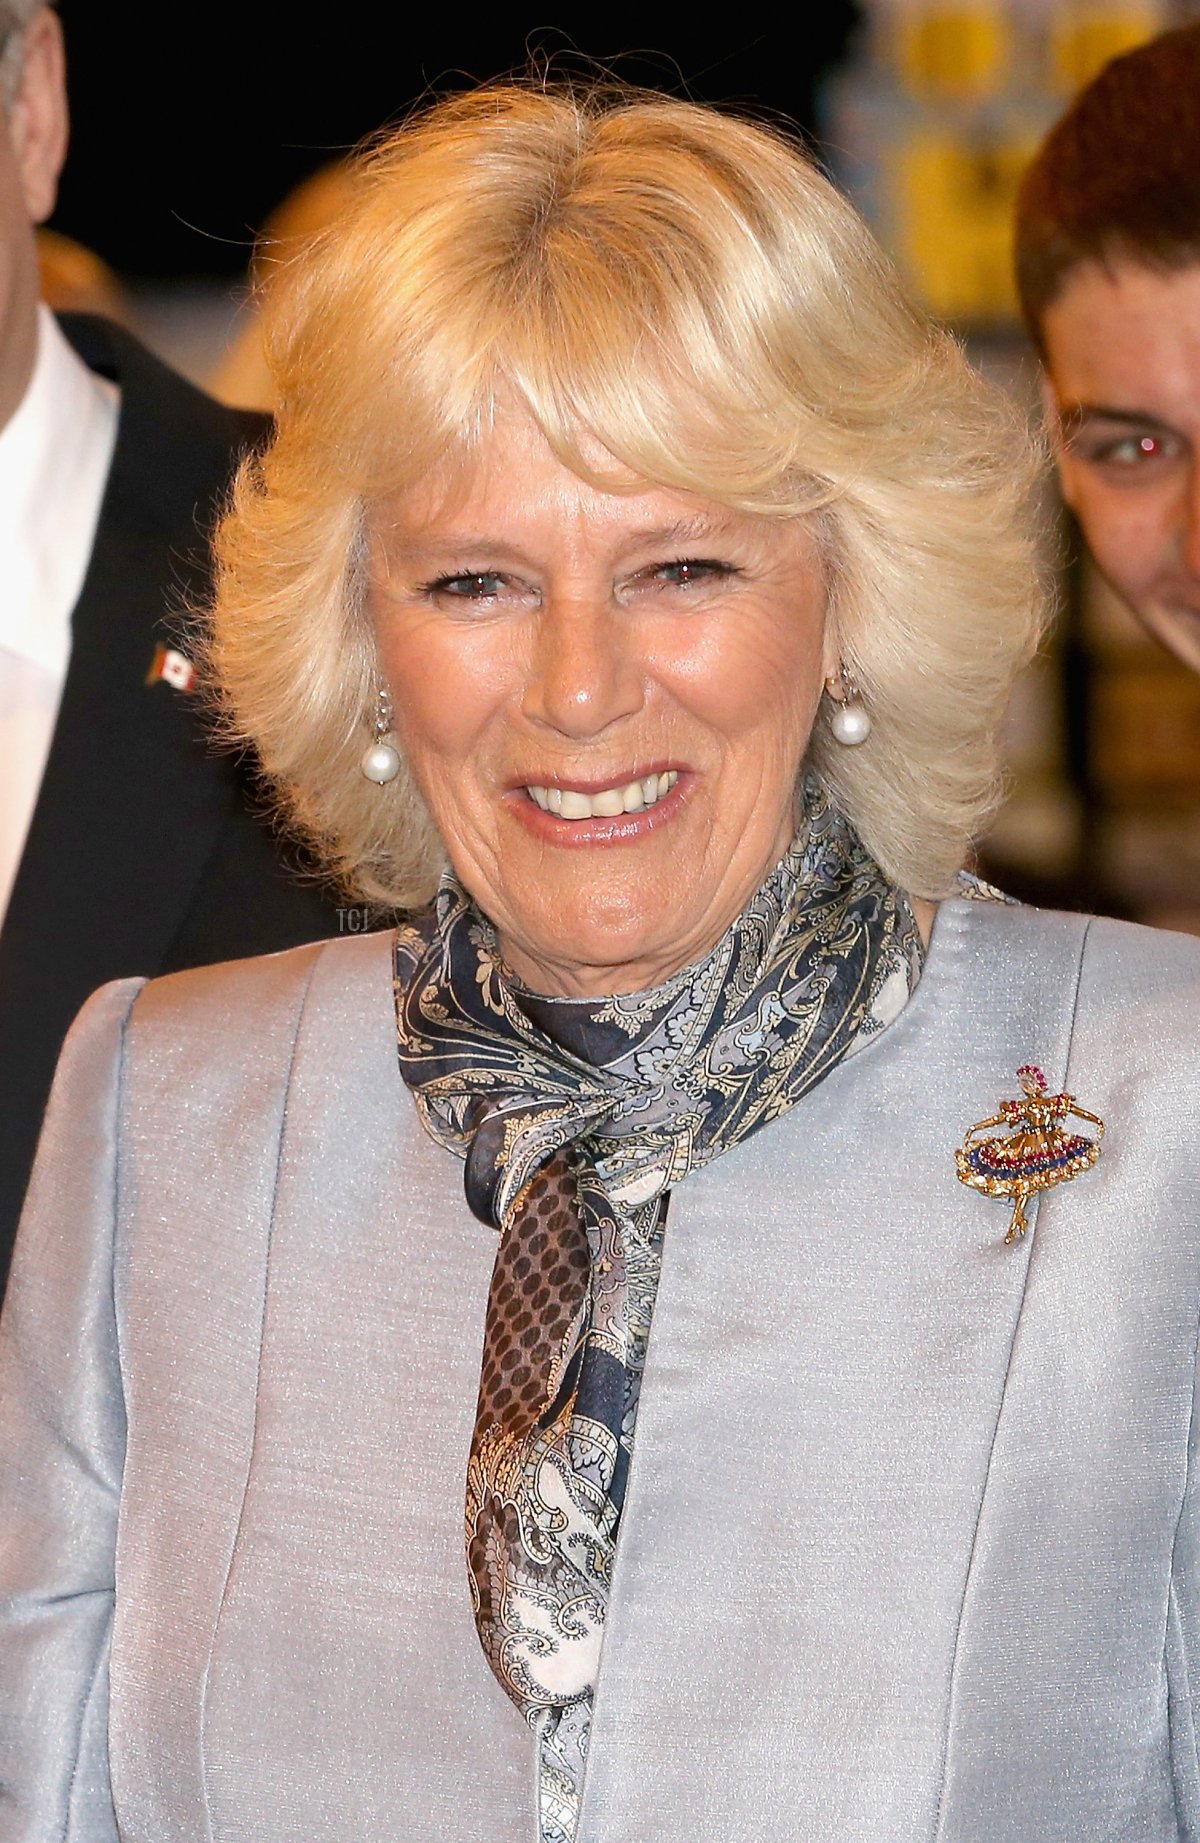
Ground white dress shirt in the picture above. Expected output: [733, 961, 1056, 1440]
[0, 307, 119, 927]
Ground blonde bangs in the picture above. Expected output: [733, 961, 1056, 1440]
[262, 94, 860, 513]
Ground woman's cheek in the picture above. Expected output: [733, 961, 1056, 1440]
[386, 623, 514, 766]
[652, 612, 822, 739]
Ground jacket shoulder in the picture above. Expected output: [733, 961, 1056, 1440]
[126, 929, 398, 1092]
[954, 901, 1200, 1107]
[952, 896, 1200, 994]
[1078, 909, 1200, 986]
[1074, 914, 1200, 1087]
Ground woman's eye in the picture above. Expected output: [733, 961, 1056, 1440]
[425, 572, 509, 601]
[646, 557, 736, 589]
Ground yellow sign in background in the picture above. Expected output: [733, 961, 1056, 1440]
[894, 128, 1035, 319]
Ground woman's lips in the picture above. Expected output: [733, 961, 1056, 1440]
[504, 768, 691, 845]
[527, 769, 678, 818]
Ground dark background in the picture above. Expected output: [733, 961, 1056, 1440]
[49, 7, 861, 279]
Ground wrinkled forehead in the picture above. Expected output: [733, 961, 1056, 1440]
[365, 407, 823, 574]
[356, 381, 833, 563]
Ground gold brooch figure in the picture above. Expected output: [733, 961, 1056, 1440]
[956, 1063, 1104, 1244]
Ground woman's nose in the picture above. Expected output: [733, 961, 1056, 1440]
[520, 596, 645, 740]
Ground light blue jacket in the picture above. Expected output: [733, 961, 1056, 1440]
[2, 899, 1199, 1842]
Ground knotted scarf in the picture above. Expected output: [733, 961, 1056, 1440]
[393, 784, 924, 1842]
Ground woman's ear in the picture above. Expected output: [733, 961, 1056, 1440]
[8, 7, 69, 226]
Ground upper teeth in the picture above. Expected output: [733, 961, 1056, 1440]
[526, 770, 679, 819]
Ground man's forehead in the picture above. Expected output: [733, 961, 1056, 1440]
[1043, 257, 1200, 423]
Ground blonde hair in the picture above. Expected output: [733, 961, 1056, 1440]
[209, 81, 1046, 907]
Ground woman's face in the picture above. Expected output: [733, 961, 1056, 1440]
[369, 417, 834, 997]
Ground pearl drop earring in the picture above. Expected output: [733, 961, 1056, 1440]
[828, 668, 872, 747]
[360, 684, 402, 784]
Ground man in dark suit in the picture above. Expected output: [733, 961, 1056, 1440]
[0, 2, 344, 1287]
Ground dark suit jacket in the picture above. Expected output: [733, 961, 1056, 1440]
[0, 314, 344, 1287]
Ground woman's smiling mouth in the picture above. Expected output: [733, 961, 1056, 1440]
[524, 770, 679, 818]
[506, 768, 690, 845]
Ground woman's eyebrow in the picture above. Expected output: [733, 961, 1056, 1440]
[378, 513, 747, 562]
[620, 515, 744, 547]
[381, 534, 529, 562]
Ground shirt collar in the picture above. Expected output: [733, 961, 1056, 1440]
[0, 305, 120, 678]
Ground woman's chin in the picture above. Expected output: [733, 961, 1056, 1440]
[482, 811, 796, 997]
[497, 899, 707, 998]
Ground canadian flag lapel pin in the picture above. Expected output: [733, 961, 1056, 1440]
[146, 644, 198, 693]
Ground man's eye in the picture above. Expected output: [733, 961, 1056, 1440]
[1082, 432, 1182, 468]
[1105, 435, 1165, 464]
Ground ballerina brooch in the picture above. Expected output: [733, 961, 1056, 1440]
[955, 1063, 1104, 1244]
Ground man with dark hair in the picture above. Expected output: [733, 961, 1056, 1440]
[0, 2, 342, 1288]
[1015, 23, 1200, 674]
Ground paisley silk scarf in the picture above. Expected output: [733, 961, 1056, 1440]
[393, 784, 924, 1842]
